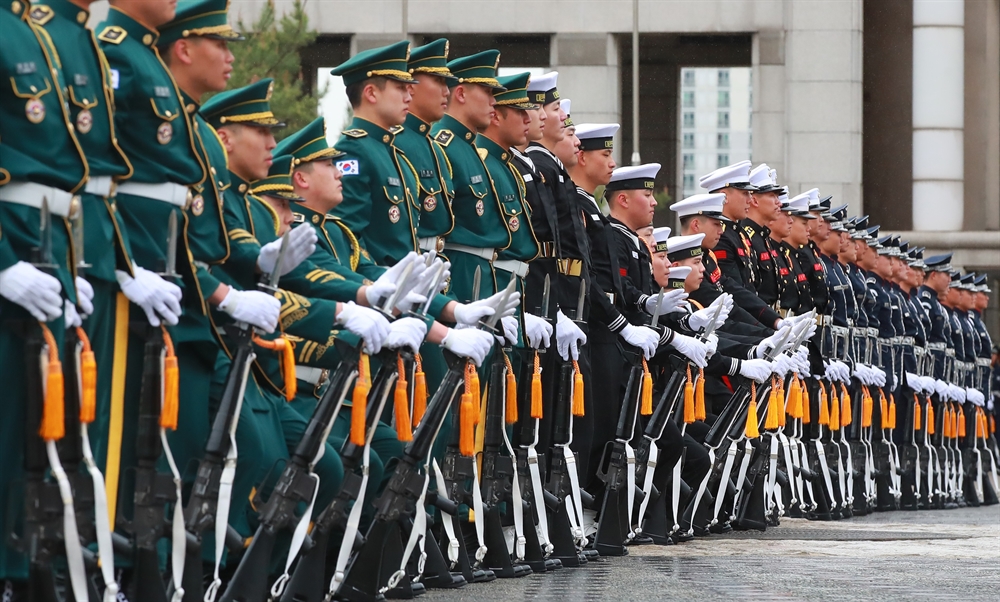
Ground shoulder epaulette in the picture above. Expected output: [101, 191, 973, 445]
[28, 5, 54, 26]
[325, 214, 338, 221]
[292, 213, 305, 224]
[343, 129, 367, 138]
[477, 147, 489, 161]
[434, 130, 453, 147]
[97, 25, 127, 44]
[388, 125, 404, 135]
[743, 225, 755, 238]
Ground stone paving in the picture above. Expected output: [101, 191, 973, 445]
[420, 504, 1000, 601]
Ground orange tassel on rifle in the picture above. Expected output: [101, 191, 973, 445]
[840, 383, 852, 427]
[350, 354, 370, 446]
[683, 365, 695, 424]
[75, 327, 97, 424]
[640, 359, 653, 416]
[829, 384, 840, 431]
[912, 393, 922, 431]
[160, 327, 180, 430]
[926, 400, 936, 435]
[394, 355, 412, 442]
[786, 376, 802, 420]
[253, 334, 297, 401]
[957, 406, 966, 438]
[695, 367, 706, 421]
[861, 386, 872, 428]
[818, 382, 830, 426]
[801, 385, 811, 424]
[470, 367, 481, 426]
[503, 352, 517, 424]
[531, 352, 543, 419]
[777, 379, 787, 428]
[764, 378, 780, 431]
[572, 359, 585, 417]
[880, 390, 888, 429]
[887, 395, 896, 429]
[460, 362, 476, 456]
[745, 382, 760, 438]
[412, 354, 427, 428]
[943, 406, 953, 439]
[37, 324, 65, 441]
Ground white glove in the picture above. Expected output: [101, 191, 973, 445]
[453, 288, 522, 326]
[0, 261, 64, 322]
[620, 323, 660, 360]
[335, 301, 391, 354]
[966, 388, 984, 407]
[117, 266, 183, 327]
[645, 288, 688, 316]
[442, 327, 494, 366]
[688, 294, 732, 331]
[739, 358, 772, 383]
[365, 252, 423, 308]
[755, 323, 793, 359]
[905, 372, 920, 391]
[772, 353, 794, 378]
[523, 313, 552, 350]
[918, 375, 933, 395]
[669, 332, 709, 368]
[951, 384, 966, 404]
[853, 364, 870, 385]
[218, 288, 280, 333]
[396, 259, 450, 312]
[934, 379, 950, 399]
[834, 360, 852, 383]
[64, 300, 82, 329]
[792, 346, 810, 373]
[75, 276, 94, 319]
[888, 373, 898, 391]
[257, 224, 317, 277]
[499, 315, 519, 346]
[871, 366, 887, 388]
[555, 310, 586, 360]
[823, 361, 837, 382]
[384, 317, 428, 351]
[799, 360, 812, 379]
[705, 333, 719, 358]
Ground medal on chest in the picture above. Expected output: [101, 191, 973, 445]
[475, 199, 485, 216]
[25, 98, 45, 124]
[423, 195, 437, 212]
[508, 215, 519, 232]
[76, 108, 93, 134]
[157, 121, 173, 145]
[388, 205, 401, 223]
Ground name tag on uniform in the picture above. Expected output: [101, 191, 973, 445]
[522, 174, 533, 182]
[419, 169, 434, 178]
[154, 86, 172, 97]
[16, 62, 36, 74]
[387, 176, 401, 186]
[590, 214, 600, 221]
[74, 74, 88, 86]
[470, 175, 483, 184]
[110, 69, 119, 89]
[558, 175, 564, 183]
[632, 251, 639, 259]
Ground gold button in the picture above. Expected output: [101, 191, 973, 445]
[30, 85, 37, 93]
[142, 34, 153, 45]
[419, 124, 426, 132]
[501, 153, 507, 160]
[77, 11, 86, 23]
[12, 1, 22, 15]
[465, 133, 472, 140]
[382, 134, 390, 143]
[210, 167, 217, 175]
[312, 215, 319, 224]
[238, 184, 247, 193]
[186, 103, 196, 114]
[165, 110, 172, 117]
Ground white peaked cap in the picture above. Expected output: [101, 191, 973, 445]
[669, 193, 726, 218]
[699, 160, 754, 192]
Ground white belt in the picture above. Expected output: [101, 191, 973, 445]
[493, 259, 529, 278]
[976, 358, 990, 367]
[296, 366, 327, 386]
[84, 176, 113, 197]
[928, 342, 947, 351]
[418, 236, 444, 253]
[443, 243, 495, 261]
[0, 181, 74, 216]
[116, 181, 190, 207]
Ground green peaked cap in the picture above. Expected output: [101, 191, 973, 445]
[252, 155, 302, 201]
[158, 0, 243, 46]
[494, 72, 538, 110]
[407, 38, 457, 83]
[274, 117, 346, 166]
[446, 50, 505, 91]
[331, 40, 419, 87]
[200, 78, 284, 129]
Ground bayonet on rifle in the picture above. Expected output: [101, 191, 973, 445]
[260, 230, 290, 293]
[162, 211, 179, 278]
[471, 265, 482, 302]
[541, 274, 551, 318]
[574, 278, 586, 322]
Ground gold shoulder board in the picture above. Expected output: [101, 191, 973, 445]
[98, 25, 127, 44]
[343, 129, 367, 138]
[434, 130, 453, 147]
[292, 213, 305, 223]
[29, 5, 54, 25]
[477, 148, 488, 161]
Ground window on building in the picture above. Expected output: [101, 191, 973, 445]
[683, 112, 695, 128]
[718, 112, 729, 129]
[718, 69, 730, 87]
[682, 91, 695, 108]
[717, 154, 729, 168]
[683, 70, 695, 87]
[683, 174, 695, 190]
[718, 91, 730, 108]
[717, 133, 729, 149]
[683, 133, 695, 149]
[683, 153, 694, 170]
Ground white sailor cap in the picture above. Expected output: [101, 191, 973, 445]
[749, 163, 781, 193]
[526, 71, 559, 105]
[777, 186, 790, 204]
[784, 192, 816, 218]
[666, 266, 692, 289]
[804, 188, 822, 211]
[669, 193, 726, 219]
[574, 123, 619, 151]
[652, 226, 672, 253]
[699, 160, 755, 193]
[606, 162, 660, 192]
[666, 233, 706, 262]
[559, 98, 572, 126]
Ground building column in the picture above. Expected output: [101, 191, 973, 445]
[912, 0, 964, 231]
[751, 30, 787, 183]
[550, 33, 621, 132]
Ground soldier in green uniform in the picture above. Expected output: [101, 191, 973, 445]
[28, 0, 140, 475]
[0, 0, 87, 588]
[330, 40, 421, 266]
[433, 50, 512, 303]
[98, 0, 280, 538]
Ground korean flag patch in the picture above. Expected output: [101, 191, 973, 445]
[110, 69, 120, 90]
[336, 159, 359, 176]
